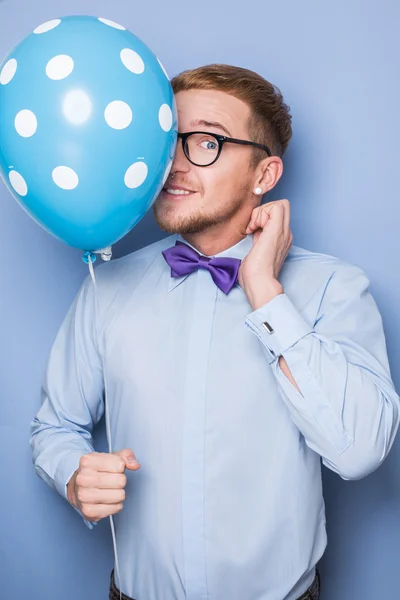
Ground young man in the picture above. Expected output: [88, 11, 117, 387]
[30, 65, 399, 600]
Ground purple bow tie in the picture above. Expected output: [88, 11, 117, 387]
[162, 241, 241, 295]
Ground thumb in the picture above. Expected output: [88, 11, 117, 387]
[114, 448, 141, 471]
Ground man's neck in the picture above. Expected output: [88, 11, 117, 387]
[181, 229, 247, 257]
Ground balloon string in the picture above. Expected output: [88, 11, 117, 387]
[87, 256, 123, 600]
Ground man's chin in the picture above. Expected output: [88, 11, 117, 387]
[153, 214, 211, 235]
[152, 201, 231, 235]
[154, 220, 201, 235]
[152, 213, 181, 234]
[152, 205, 199, 235]
[155, 221, 181, 234]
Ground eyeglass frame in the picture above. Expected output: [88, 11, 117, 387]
[177, 131, 272, 167]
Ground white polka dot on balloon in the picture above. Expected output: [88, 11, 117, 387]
[52, 166, 79, 190]
[159, 104, 173, 132]
[33, 19, 61, 34]
[46, 55, 74, 80]
[9, 170, 28, 196]
[157, 58, 169, 80]
[120, 49, 145, 74]
[162, 161, 173, 185]
[63, 90, 92, 125]
[105, 101, 132, 130]
[15, 110, 38, 138]
[98, 17, 125, 30]
[124, 162, 148, 189]
[0, 58, 17, 85]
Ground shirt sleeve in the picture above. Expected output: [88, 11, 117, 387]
[29, 274, 104, 529]
[245, 264, 400, 480]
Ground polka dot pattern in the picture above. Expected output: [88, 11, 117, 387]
[0, 59, 17, 85]
[52, 166, 79, 190]
[46, 55, 74, 80]
[124, 162, 148, 188]
[15, 110, 37, 137]
[0, 15, 178, 251]
[98, 18, 125, 30]
[63, 90, 92, 125]
[159, 104, 173, 132]
[33, 20, 61, 34]
[9, 170, 28, 196]
[120, 49, 145, 74]
[105, 100, 132, 129]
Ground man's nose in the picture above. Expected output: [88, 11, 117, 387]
[170, 138, 191, 173]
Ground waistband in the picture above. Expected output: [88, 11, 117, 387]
[109, 569, 320, 600]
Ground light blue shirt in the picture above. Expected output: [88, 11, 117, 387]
[30, 233, 399, 600]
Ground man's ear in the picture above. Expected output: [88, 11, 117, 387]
[252, 156, 283, 196]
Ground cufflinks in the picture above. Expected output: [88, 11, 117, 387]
[262, 321, 274, 334]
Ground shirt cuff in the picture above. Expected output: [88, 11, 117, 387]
[245, 293, 313, 362]
[54, 450, 96, 530]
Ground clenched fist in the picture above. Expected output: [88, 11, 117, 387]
[67, 448, 140, 522]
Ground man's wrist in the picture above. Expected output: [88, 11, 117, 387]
[67, 470, 79, 508]
[247, 280, 284, 311]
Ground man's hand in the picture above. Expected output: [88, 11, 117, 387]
[239, 199, 292, 310]
[67, 449, 140, 523]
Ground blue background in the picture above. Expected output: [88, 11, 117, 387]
[0, 1, 399, 598]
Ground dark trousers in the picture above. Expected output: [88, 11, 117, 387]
[109, 569, 320, 600]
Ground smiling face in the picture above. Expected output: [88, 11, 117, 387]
[153, 89, 262, 236]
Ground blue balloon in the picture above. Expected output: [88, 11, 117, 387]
[0, 16, 177, 252]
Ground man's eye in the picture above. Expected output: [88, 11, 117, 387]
[199, 139, 218, 150]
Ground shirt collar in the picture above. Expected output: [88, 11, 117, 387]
[166, 234, 254, 293]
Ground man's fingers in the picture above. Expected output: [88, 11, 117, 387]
[80, 452, 126, 474]
[246, 206, 270, 233]
[77, 487, 126, 505]
[247, 201, 285, 234]
[78, 471, 127, 490]
[246, 208, 260, 233]
[246, 199, 291, 235]
[97, 472, 127, 488]
[82, 503, 124, 522]
[281, 199, 291, 232]
[114, 448, 140, 470]
[257, 210, 270, 230]
[263, 201, 286, 234]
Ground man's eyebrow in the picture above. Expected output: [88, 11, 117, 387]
[189, 119, 232, 137]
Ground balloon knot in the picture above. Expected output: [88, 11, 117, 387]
[82, 251, 96, 264]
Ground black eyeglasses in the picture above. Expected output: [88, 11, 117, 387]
[177, 131, 272, 167]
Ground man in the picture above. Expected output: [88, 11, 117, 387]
[30, 64, 399, 600]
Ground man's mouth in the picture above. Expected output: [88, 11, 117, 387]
[163, 184, 197, 197]
[165, 188, 192, 196]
